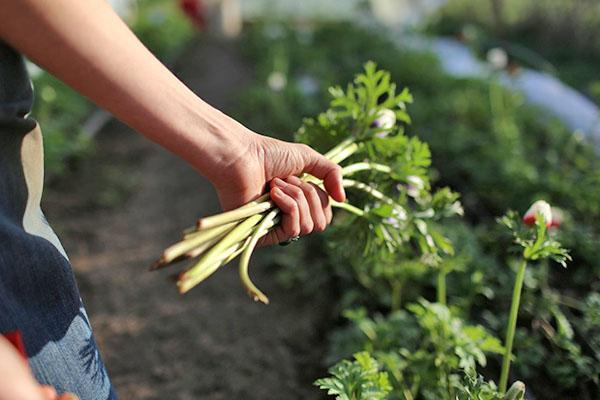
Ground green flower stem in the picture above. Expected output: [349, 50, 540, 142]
[197, 201, 273, 229]
[330, 142, 360, 164]
[342, 179, 405, 219]
[179, 213, 265, 293]
[238, 193, 271, 209]
[341, 162, 392, 176]
[152, 221, 238, 269]
[437, 269, 447, 305]
[180, 238, 250, 292]
[323, 137, 354, 160]
[183, 221, 237, 240]
[499, 259, 528, 393]
[239, 209, 280, 304]
[184, 233, 228, 259]
[331, 199, 365, 216]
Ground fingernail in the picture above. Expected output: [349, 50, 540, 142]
[273, 187, 283, 196]
[273, 177, 286, 187]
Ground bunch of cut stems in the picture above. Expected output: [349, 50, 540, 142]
[151, 137, 400, 303]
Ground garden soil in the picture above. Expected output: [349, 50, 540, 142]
[43, 37, 333, 400]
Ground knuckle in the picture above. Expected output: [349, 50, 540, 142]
[290, 226, 301, 237]
[314, 220, 327, 232]
[304, 183, 318, 196]
[301, 221, 314, 234]
[287, 202, 299, 215]
[289, 186, 304, 200]
[299, 143, 312, 153]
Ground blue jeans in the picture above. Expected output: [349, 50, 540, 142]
[0, 119, 118, 400]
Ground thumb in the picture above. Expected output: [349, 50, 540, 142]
[300, 146, 346, 203]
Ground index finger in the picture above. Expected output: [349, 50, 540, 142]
[302, 149, 345, 203]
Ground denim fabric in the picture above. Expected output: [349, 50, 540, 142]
[0, 40, 118, 400]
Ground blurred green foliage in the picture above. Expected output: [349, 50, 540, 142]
[234, 22, 600, 399]
[425, 0, 600, 94]
[31, 73, 92, 175]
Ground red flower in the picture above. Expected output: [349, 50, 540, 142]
[523, 200, 552, 227]
[179, 0, 206, 30]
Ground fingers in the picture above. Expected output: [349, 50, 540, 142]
[271, 178, 313, 236]
[285, 176, 330, 232]
[264, 175, 333, 246]
[299, 145, 346, 203]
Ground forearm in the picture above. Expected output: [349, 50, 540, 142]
[0, 0, 249, 175]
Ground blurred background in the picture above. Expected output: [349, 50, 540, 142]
[35, 1, 599, 399]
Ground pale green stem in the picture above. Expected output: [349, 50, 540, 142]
[323, 137, 354, 160]
[197, 201, 273, 229]
[499, 260, 527, 393]
[342, 179, 403, 214]
[239, 209, 280, 304]
[179, 214, 265, 293]
[221, 240, 249, 265]
[341, 162, 392, 176]
[154, 222, 238, 268]
[184, 233, 227, 259]
[179, 239, 250, 293]
[330, 199, 365, 216]
[238, 193, 270, 209]
[183, 221, 237, 240]
[330, 142, 360, 164]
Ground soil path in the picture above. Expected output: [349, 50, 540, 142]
[44, 37, 331, 400]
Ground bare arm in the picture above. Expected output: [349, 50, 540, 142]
[0, 0, 345, 245]
[0, 0, 243, 176]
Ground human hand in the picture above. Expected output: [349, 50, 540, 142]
[0, 336, 78, 400]
[205, 132, 346, 246]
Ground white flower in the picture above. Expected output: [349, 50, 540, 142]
[372, 109, 396, 137]
[523, 200, 552, 227]
[267, 71, 287, 92]
[406, 175, 424, 198]
[487, 47, 508, 70]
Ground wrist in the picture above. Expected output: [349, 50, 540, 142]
[167, 97, 258, 182]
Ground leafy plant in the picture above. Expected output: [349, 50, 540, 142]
[315, 352, 392, 400]
[325, 301, 504, 400]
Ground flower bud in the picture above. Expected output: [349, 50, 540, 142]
[406, 175, 424, 198]
[371, 109, 396, 137]
[523, 200, 552, 227]
[504, 381, 525, 400]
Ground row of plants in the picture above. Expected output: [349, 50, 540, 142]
[232, 22, 599, 399]
[34, 0, 196, 176]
